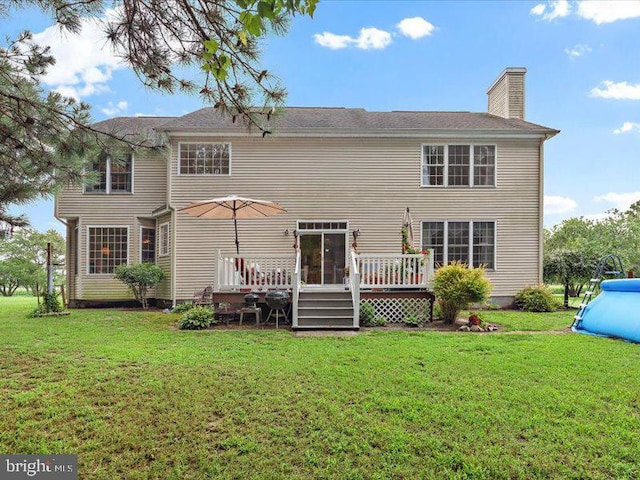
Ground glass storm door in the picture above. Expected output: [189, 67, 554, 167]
[300, 233, 346, 286]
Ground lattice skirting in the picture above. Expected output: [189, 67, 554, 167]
[360, 297, 432, 323]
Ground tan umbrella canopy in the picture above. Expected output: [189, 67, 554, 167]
[402, 207, 415, 253]
[179, 195, 287, 254]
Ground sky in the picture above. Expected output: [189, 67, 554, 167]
[5, 0, 640, 233]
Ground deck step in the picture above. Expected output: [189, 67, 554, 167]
[296, 291, 356, 328]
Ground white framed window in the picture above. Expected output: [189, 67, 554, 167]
[140, 227, 156, 263]
[421, 220, 496, 269]
[87, 226, 129, 274]
[84, 153, 134, 194]
[421, 144, 496, 187]
[178, 143, 231, 175]
[159, 222, 170, 257]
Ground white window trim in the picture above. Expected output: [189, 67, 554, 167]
[296, 219, 350, 233]
[159, 222, 170, 257]
[177, 142, 232, 176]
[139, 226, 156, 263]
[85, 225, 130, 276]
[83, 153, 135, 195]
[420, 144, 496, 188]
[420, 220, 496, 270]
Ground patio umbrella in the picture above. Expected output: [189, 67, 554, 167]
[179, 195, 287, 254]
[402, 207, 415, 253]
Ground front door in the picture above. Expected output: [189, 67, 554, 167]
[300, 232, 347, 286]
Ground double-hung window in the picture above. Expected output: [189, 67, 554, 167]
[421, 145, 495, 187]
[85, 153, 133, 193]
[421, 221, 495, 269]
[179, 143, 230, 175]
[87, 226, 128, 274]
[159, 222, 170, 257]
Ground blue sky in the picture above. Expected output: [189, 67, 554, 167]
[5, 0, 640, 233]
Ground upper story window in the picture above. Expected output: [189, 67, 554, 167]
[421, 145, 495, 187]
[179, 143, 230, 175]
[88, 226, 128, 274]
[85, 153, 133, 194]
[421, 220, 495, 269]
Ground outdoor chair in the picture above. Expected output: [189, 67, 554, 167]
[193, 285, 213, 305]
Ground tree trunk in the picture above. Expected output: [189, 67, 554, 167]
[563, 278, 570, 309]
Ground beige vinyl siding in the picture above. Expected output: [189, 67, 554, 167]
[155, 213, 172, 300]
[57, 148, 168, 301]
[169, 136, 542, 299]
[66, 220, 78, 301]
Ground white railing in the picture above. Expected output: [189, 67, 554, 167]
[356, 251, 434, 289]
[217, 250, 296, 291]
[350, 249, 360, 328]
[292, 247, 301, 328]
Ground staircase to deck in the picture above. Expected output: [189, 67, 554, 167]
[295, 290, 357, 329]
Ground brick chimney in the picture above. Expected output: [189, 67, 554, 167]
[487, 67, 526, 120]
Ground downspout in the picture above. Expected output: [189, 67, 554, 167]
[538, 136, 545, 285]
[166, 141, 177, 308]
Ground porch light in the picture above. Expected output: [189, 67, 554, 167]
[352, 229, 361, 239]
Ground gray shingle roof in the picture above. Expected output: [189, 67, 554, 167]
[92, 116, 176, 146]
[95, 108, 558, 137]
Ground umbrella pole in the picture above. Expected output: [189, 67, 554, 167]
[234, 216, 240, 254]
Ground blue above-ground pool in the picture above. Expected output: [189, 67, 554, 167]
[574, 279, 640, 343]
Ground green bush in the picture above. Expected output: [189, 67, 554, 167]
[29, 292, 63, 317]
[114, 262, 165, 310]
[432, 300, 441, 319]
[372, 316, 387, 327]
[359, 302, 375, 326]
[514, 285, 558, 312]
[172, 302, 195, 314]
[433, 261, 493, 323]
[178, 306, 217, 330]
[403, 314, 423, 327]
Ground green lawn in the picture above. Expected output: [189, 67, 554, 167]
[1, 297, 639, 479]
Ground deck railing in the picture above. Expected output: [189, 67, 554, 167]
[356, 251, 434, 289]
[217, 250, 296, 291]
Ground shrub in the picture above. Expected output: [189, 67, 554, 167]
[172, 302, 195, 314]
[178, 306, 217, 330]
[403, 314, 423, 327]
[114, 263, 164, 310]
[359, 302, 375, 326]
[372, 316, 387, 327]
[433, 261, 493, 323]
[29, 292, 63, 317]
[432, 300, 441, 320]
[514, 285, 558, 312]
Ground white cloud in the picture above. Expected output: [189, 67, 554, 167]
[530, 0, 571, 20]
[594, 192, 640, 211]
[613, 121, 640, 134]
[590, 81, 640, 100]
[576, 0, 640, 24]
[564, 43, 591, 57]
[101, 100, 128, 117]
[313, 32, 354, 50]
[314, 27, 392, 50]
[397, 17, 435, 39]
[355, 27, 392, 49]
[30, 9, 125, 100]
[545, 195, 578, 214]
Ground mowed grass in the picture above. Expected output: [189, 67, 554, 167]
[1, 297, 639, 479]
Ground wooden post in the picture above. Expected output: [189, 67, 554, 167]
[60, 284, 67, 308]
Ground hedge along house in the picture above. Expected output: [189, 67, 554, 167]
[55, 67, 558, 328]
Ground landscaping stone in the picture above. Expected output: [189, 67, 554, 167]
[454, 318, 470, 326]
[470, 325, 484, 332]
[458, 325, 471, 331]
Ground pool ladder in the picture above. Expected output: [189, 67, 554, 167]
[572, 254, 624, 329]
